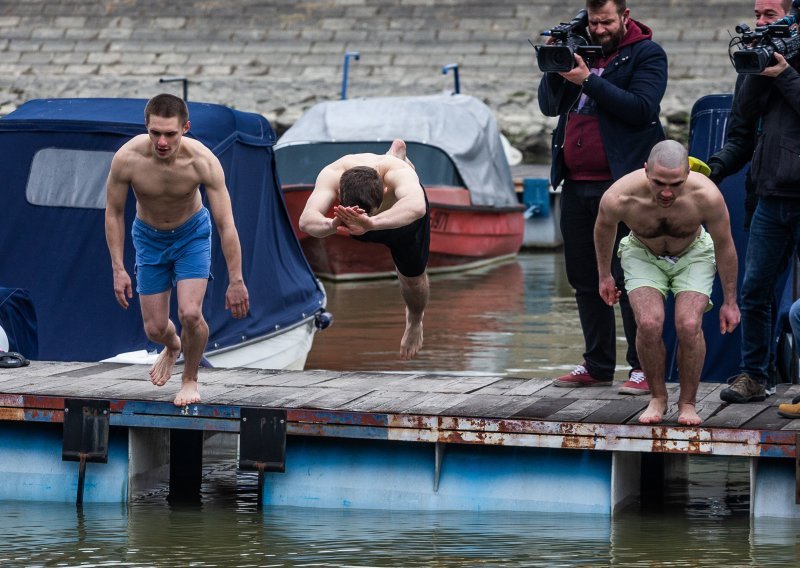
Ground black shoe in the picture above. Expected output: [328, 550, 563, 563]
[720, 373, 766, 403]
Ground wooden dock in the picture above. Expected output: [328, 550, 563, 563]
[1, 361, 799, 516]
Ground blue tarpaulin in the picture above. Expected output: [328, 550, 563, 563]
[0, 98, 324, 362]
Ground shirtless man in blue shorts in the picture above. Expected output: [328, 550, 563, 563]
[300, 140, 430, 359]
[595, 140, 740, 425]
[105, 93, 249, 406]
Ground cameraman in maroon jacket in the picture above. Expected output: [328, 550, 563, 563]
[538, 0, 667, 392]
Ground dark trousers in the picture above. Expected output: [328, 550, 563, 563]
[740, 196, 800, 384]
[560, 180, 639, 380]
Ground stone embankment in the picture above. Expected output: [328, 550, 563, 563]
[0, 0, 755, 161]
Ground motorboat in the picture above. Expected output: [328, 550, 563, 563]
[0, 98, 329, 370]
[275, 94, 525, 280]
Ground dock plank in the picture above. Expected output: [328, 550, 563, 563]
[584, 399, 649, 424]
[215, 386, 301, 406]
[511, 397, 574, 420]
[196, 367, 268, 386]
[224, 385, 313, 406]
[742, 407, 795, 431]
[403, 393, 472, 415]
[301, 388, 376, 411]
[471, 377, 531, 395]
[307, 376, 378, 390]
[703, 402, 772, 428]
[504, 378, 555, 397]
[20, 376, 125, 396]
[343, 391, 432, 413]
[384, 374, 483, 394]
[6, 361, 100, 378]
[547, 399, 601, 422]
[439, 394, 534, 419]
[63, 362, 140, 379]
[0, 375, 44, 391]
[695, 382, 727, 403]
[263, 370, 344, 388]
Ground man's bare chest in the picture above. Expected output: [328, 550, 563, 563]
[130, 166, 201, 200]
[634, 216, 699, 240]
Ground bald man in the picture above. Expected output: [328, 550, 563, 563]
[595, 140, 740, 425]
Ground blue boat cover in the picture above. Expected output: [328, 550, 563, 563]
[0, 98, 324, 362]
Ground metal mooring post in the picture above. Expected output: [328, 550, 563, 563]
[340, 51, 360, 100]
[239, 408, 287, 509]
[159, 76, 189, 101]
[62, 399, 110, 507]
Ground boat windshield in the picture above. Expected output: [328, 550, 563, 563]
[275, 141, 465, 188]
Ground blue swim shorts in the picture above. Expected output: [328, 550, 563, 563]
[132, 207, 212, 295]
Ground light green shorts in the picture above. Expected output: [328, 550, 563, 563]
[617, 227, 716, 311]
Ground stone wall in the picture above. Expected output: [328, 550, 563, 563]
[0, 0, 758, 161]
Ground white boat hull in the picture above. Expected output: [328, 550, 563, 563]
[102, 318, 318, 371]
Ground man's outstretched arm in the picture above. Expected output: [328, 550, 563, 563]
[594, 192, 623, 306]
[203, 153, 249, 319]
[299, 165, 345, 238]
[105, 151, 133, 310]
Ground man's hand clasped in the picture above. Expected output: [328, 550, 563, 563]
[333, 205, 372, 236]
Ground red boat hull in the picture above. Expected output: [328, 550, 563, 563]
[283, 185, 525, 280]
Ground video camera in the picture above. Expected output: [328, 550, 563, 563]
[533, 9, 604, 73]
[729, 1, 800, 74]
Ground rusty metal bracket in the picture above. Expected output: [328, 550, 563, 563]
[62, 398, 110, 506]
[239, 408, 287, 508]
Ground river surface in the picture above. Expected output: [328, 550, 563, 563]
[1, 252, 799, 566]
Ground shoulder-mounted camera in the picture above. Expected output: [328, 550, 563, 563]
[533, 9, 604, 73]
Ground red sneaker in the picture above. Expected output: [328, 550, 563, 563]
[552, 363, 612, 387]
[618, 369, 650, 395]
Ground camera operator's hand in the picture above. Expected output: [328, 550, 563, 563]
[558, 53, 591, 85]
[761, 52, 789, 77]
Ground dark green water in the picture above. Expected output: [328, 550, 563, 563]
[1, 253, 798, 566]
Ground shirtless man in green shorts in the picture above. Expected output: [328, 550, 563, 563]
[594, 140, 740, 425]
[105, 93, 249, 406]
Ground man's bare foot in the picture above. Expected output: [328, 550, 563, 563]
[400, 321, 423, 360]
[150, 345, 180, 386]
[174, 379, 201, 407]
[639, 398, 668, 424]
[677, 402, 702, 426]
[388, 139, 415, 169]
[388, 139, 407, 161]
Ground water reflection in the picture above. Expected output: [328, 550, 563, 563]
[307, 253, 595, 377]
[1, 456, 798, 566]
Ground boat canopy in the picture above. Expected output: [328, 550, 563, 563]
[0, 98, 324, 362]
[276, 94, 518, 207]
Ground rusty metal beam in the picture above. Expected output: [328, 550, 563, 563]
[0, 395, 797, 459]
